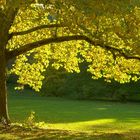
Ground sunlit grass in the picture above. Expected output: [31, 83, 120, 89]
[0, 134, 19, 140]
[2, 85, 139, 139]
[8, 90, 140, 133]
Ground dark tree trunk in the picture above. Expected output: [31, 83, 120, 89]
[0, 8, 17, 125]
[0, 51, 10, 124]
[0, 21, 10, 124]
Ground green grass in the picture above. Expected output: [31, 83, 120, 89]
[1, 85, 140, 139]
[9, 96, 140, 133]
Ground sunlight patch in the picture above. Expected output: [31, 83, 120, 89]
[45, 119, 116, 132]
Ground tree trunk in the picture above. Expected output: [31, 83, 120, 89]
[0, 11, 12, 125]
[0, 6, 18, 125]
[0, 23, 10, 124]
[0, 52, 10, 125]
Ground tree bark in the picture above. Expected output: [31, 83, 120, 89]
[0, 8, 18, 125]
[0, 19, 10, 125]
[0, 24, 10, 124]
[0, 49, 10, 125]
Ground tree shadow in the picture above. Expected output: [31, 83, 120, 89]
[8, 90, 140, 136]
[9, 96, 140, 123]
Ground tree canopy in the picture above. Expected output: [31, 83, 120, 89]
[1, 0, 140, 91]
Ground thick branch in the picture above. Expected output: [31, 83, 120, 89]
[6, 35, 140, 61]
[9, 24, 65, 39]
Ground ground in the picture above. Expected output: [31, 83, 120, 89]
[0, 126, 140, 140]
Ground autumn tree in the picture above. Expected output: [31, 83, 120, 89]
[0, 0, 140, 124]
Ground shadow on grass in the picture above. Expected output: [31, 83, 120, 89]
[8, 85, 140, 136]
[0, 125, 140, 140]
[8, 83, 140, 124]
[9, 94, 140, 124]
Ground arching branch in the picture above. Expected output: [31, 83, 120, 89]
[6, 35, 140, 61]
[9, 24, 65, 39]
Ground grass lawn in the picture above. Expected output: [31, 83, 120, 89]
[0, 85, 140, 139]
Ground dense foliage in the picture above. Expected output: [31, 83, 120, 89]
[5, 0, 140, 92]
[38, 64, 140, 101]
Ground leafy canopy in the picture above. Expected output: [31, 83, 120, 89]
[4, 0, 140, 91]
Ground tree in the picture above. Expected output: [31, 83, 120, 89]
[0, 0, 140, 124]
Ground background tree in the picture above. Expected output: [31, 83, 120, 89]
[0, 0, 140, 124]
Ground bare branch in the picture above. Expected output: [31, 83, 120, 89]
[6, 35, 140, 61]
[9, 24, 65, 39]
